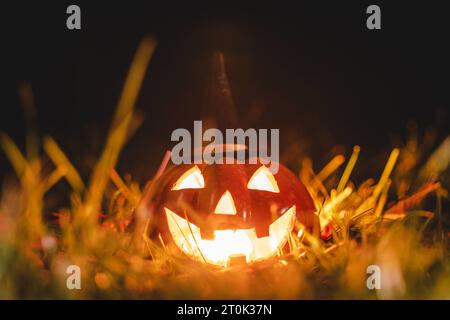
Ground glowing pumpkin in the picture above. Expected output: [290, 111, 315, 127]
[155, 155, 319, 267]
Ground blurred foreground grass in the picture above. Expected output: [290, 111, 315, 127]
[0, 37, 449, 299]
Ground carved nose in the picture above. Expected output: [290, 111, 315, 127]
[214, 190, 236, 215]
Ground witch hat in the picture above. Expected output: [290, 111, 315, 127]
[203, 51, 239, 131]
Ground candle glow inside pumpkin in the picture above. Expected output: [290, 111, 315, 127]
[164, 165, 298, 267]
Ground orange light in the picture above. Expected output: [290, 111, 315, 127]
[165, 206, 296, 267]
[171, 165, 205, 190]
[247, 166, 280, 193]
[214, 190, 237, 215]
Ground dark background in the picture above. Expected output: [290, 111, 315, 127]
[2, 1, 449, 183]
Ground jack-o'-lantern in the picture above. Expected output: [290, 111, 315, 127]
[155, 155, 319, 268]
[151, 52, 319, 267]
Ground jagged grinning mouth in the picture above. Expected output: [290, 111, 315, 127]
[164, 205, 296, 267]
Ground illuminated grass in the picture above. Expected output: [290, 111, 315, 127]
[0, 37, 449, 299]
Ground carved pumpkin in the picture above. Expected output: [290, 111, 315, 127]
[155, 155, 319, 267]
[151, 53, 319, 267]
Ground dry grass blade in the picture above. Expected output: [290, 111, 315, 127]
[43, 136, 85, 193]
[81, 36, 157, 228]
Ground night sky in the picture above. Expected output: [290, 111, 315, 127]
[2, 1, 449, 183]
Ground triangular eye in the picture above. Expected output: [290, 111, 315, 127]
[247, 166, 280, 193]
[172, 166, 205, 190]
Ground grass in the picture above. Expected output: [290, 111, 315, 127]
[0, 37, 449, 299]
